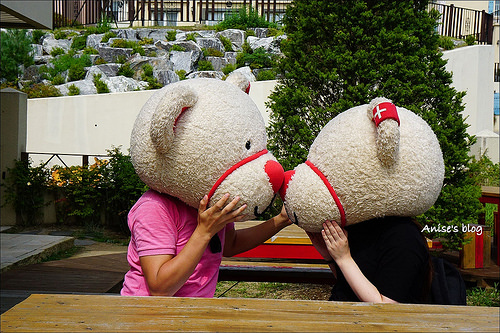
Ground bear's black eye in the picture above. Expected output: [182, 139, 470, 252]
[245, 140, 251, 150]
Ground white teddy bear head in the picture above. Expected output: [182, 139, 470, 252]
[130, 77, 284, 219]
[280, 98, 445, 232]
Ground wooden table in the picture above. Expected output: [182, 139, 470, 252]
[1, 294, 498, 332]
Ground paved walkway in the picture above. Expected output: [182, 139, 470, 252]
[0, 226, 74, 272]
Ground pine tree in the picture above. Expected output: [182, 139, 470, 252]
[267, 0, 482, 249]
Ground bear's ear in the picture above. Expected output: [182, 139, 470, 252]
[368, 97, 400, 168]
[225, 71, 251, 94]
[150, 85, 198, 154]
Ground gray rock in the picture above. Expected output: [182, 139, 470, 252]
[112, 28, 138, 41]
[85, 66, 108, 80]
[95, 63, 121, 77]
[22, 65, 42, 82]
[137, 28, 170, 42]
[86, 33, 105, 49]
[98, 46, 133, 63]
[247, 35, 284, 54]
[232, 66, 256, 82]
[104, 76, 148, 92]
[216, 29, 246, 51]
[252, 28, 269, 38]
[196, 37, 225, 53]
[206, 56, 231, 71]
[186, 71, 224, 80]
[42, 34, 71, 55]
[170, 51, 196, 73]
[56, 79, 97, 95]
[34, 55, 52, 65]
[154, 69, 179, 86]
[30, 44, 44, 57]
[155, 40, 202, 61]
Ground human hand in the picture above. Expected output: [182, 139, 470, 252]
[306, 231, 333, 261]
[197, 193, 247, 238]
[275, 205, 292, 227]
[321, 220, 351, 264]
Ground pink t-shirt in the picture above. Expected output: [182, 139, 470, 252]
[121, 190, 233, 297]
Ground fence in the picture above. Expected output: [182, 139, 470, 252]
[428, 3, 494, 45]
[53, 0, 290, 28]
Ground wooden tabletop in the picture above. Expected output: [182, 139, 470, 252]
[1, 294, 498, 332]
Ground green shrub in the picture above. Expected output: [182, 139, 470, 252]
[256, 69, 276, 81]
[219, 35, 234, 52]
[110, 39, 145, 56]
[2, 159, 50, 226]
[68, 84, 80, 96]
[50, 47, 66, 57]
[117, 63, 134, 77]
[141, 64, 162, 89]
[438, 36, 455, 50]
[176, 69, 186, 80]
[93, 73, 109, 93]
[203, 48, 224, 57]
[215, 6, 277, 31]
[101, 31, 117, 43]
[171, 44, 186, 52]
[0, 29, 34, 82]
[54, 30, 69, 40]
[95, 57, 107, 65]
[222, 63, 237, 75]
[51, 74, 66, 85]
[186, 33, 199, 42]
[237, 46, 275, 69]
[465, 35, 476, 46]
[83, 47, 99, 55]
[32, 30, 46, 44]
[21, 83, 62, 98]
[139, 37, 154, 45]
[95, 15, 113, 34]
[42, 53, 91, 82]
[166, 30, 177, 41]
[68, 63, 86, 81]
[71, 35, 87, 50]
[198, 60, 214, 71]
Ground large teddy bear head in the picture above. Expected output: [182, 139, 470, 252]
[130, 76, 284, 219]
[280, 98, 445, 232]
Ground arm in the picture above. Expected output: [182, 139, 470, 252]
[322, 221, 397, 303]
[223, 205, 292, 257]
[141, 194, 247, 296]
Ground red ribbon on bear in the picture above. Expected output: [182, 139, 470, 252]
[372, 102, 400, 127]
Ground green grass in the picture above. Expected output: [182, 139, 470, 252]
[467, 283, 500, 307]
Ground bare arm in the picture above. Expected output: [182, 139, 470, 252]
[141, 194, 247, 296]
[322, 221, 397, 303]
[223, 205, 292, 257]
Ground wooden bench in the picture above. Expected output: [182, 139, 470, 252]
[1, 294, 498, 332]
[220, 221, 334, 284]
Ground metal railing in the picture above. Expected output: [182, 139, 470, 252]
[21, 152, 109, 168]
[428, 2, 494, 45]
[53, 0, 290, 28]
[495, 63, 500, 83]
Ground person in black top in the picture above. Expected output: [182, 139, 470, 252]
[308, 216, 431, 303]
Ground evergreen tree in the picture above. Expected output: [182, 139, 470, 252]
[0, 29, 34, 82]
[267, 0, 482, 249]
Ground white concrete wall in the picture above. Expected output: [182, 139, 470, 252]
[26, 45, 499, 165]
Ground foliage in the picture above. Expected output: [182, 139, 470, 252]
[1, 159, 50, 226]
[268, 0, 481, 251]
[467, 283, 500, 307]
[83, 47, 99, 55]
[21, 83, 62, 98]
[40, 53, 91, 82]
[237, 46, 275, 69]
[176, 69, 187, 80]
[219, 35, 234, 52]
[32, 30, 46, 44]
[93, 73, 110, 93]
[141, 64, 162, 89]
[110, 38, 145, 56]
[203, 48, 224, 58]
[85, 15, 113, 34]
[171, 44, 186, 52]
[68, 84, 80, 96]
[100, 147, 148, 234]
[215, 6, 278, 31]
[51, 74, 66, 85]
[0, 29, 34, 82]
[438, 36, 455, 50]
[139, 37, 154, 45]
[222, 63, 237, 75]
[468, 154, 500, 187]
[94, 57, 107, 65]
[465, 35, 476, 46]
[101, 31, 117, 43]
[166, 30, 177, 41]
[186, 33, 199, 42]
[256, 69, 276, 81]
[197, 60, 214, 71]
[117, 63, 135, 77]
[50, 47, 66, 57]
[71, 35, 87, 50]
[54, 30, 69, 40]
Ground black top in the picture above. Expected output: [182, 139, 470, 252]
[329, 216, 429, 303]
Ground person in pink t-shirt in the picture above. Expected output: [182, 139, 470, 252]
[121, 189, 291, 297]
